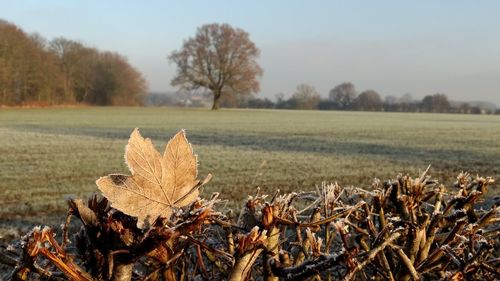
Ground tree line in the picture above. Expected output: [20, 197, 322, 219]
[2, 20, 497, 113]
[168, 23, 497, 113]
[0, 19, 147, 106]
[215, 82, 498, 114]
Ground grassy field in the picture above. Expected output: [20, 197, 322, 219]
[1, 107, 499, 230]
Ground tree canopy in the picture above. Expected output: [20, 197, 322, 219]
[355, 90, 382, 111]
[329, 82, 357, 110]
[421, 93, 450, 113]
[290, 84, 321, 109]
[0, 19, 147, 106]
[169, 23, 263, 110]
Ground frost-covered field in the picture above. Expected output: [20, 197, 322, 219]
[1, 107, 499, 231]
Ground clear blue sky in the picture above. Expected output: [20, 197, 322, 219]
[2, 0, 500, 104]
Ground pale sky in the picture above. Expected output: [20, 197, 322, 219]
[2, 0, 500, 105]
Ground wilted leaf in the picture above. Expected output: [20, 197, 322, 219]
[96, 128, 209, 228]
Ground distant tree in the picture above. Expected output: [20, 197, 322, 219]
[398, 93, 416, 112]
[355, 90, 382, 111]
[457, 102, 471, 114]
[275, 93, 285, 103]
[29, 35, 65, 104]
[245, 96, 275, 108]
[274, 93, 290, 109]
[398, 93, 413, 104]
[317, 99, 336, 110]
[0, 20, 147, 106]
[420, 95, 434, 112]
[49, 38, 89, 102]
[329, 82, 357, 110]
[384, 95, 397, 104]
[290, 84, 321, 110]
[49, 38, 146, 106]
[0, 20, 63, 105]
[29, 32, 47, 49]
[382, 95, 398, 111]
[431, 93, 450, 113]
[420, 93, 450, 113]
[89, 52, 147, 106]
[470, 106, 482, 114]
[169, 23, 263, 110]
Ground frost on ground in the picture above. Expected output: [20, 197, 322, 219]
[1, 129, 499, 281]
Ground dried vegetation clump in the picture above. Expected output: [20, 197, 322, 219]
[1, 129, 499, 281]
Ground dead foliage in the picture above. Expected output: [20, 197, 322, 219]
[96, 128, 209, 228]
[1, 129, 499, 281]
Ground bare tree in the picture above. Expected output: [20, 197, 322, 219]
[291, 83, 321, 109]
[49, 37, 84, 102]
[329, 82, 357, 110]
[49, 38, 146, 105]
[169, 23, 263, 110]
[397, 93, 416, 112]
[384, 95, 397, 105]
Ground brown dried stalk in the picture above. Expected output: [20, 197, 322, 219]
[0, 134, 497, 281]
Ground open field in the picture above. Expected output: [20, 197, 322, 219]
[1, 107, 499, 231]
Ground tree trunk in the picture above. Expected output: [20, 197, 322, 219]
[212, 91, 221, 110]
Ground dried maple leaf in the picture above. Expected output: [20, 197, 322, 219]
[96, 128, 210, 228]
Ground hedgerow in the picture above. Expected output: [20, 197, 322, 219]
[1, 129, 498, 280]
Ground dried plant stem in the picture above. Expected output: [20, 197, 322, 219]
[229, 249, 263, 281]
[408, 226, 424, 263]
[270, 254, 345, 281]
[264, 227, 280, 281]
[61, 210, 72, 248]
[473, 207, 499, 231]
[113, 264, 133, 281]
[391, 245, 420, 281]
[441, 220, 466, 246]
[418, 212, 442, 264]
[195, 244, 208, 278]
[294, 236, 311, 266]
[227, 228, 235, 255]
[377, 251, 395, 281]
[344, 231, 401, 281]
[1, 164, 497, 281]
